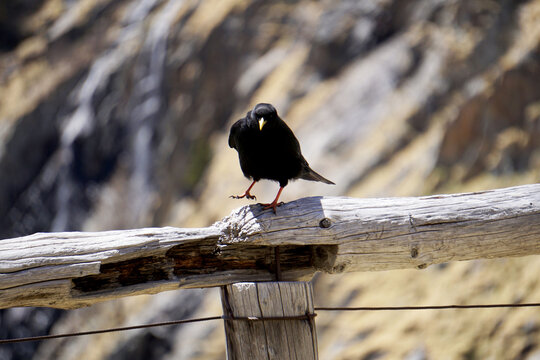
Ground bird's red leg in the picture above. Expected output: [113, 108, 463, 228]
[230, 180, 257, 200]
[260, 186, 285, 214]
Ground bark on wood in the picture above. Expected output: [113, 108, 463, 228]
[1, 184, 539, 309]
[221, 282, 317, 360]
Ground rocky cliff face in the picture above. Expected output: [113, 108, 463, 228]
[1, 0, 539, 359]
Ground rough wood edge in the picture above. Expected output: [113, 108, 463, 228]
[1, 184, 539, 308]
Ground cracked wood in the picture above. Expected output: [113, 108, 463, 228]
[0, 184, 539, 309]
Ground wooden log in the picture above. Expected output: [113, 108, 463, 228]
[0, 184, 539, 308]
[220, 282, 317, 360]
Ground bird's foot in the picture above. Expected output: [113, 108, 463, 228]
[259, 201, 285, 214]
[230, 192, 256, 200]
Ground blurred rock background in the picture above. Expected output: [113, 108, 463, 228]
[1, 0, 539, 359]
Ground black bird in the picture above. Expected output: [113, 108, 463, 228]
[228, 103, 334, 213]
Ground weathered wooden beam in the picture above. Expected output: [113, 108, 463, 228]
[1, 184, 539, 309]
[221, 282, 317, 360]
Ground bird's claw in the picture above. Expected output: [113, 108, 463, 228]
[230, 193, 256, 200]
[259, 201, 285, 214]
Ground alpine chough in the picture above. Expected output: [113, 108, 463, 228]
[228, 103, 334, 213]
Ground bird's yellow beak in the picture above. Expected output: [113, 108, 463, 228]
[258, 117, 267, 131]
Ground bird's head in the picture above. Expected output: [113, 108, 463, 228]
[251, 103, 278, 131]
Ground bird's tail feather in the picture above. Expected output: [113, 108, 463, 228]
[301, 167, 335, 185]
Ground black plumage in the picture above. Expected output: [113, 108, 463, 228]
[229, 103, 334, 213]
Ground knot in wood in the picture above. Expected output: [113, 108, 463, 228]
[319, 218, 332, 228]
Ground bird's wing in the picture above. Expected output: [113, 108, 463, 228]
[276, 118, 335, 185]
[277, 118, 302, 154]
[228, 119, 243, 149]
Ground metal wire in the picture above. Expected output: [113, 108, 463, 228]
[2, 302, 540, 344]
[0, 316, 222, 344]
[315, 302, 540, 311]
[223, 313, 316, 321]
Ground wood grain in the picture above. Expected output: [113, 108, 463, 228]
[1, 184, 539, 308]
[221, 282, 317, 360]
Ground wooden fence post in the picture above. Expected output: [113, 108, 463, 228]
[220, 282, 318, 360]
